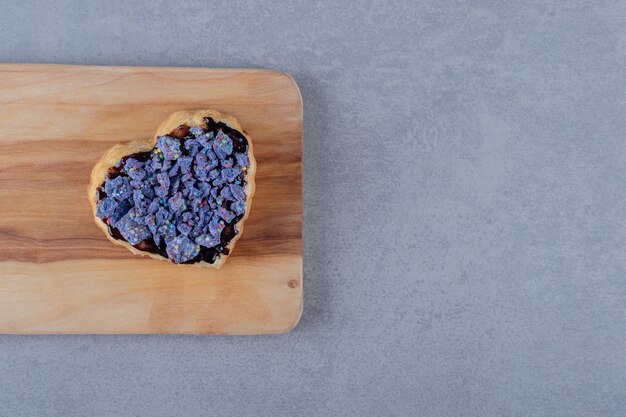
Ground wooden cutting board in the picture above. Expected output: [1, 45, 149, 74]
[0, 64, 302, 334]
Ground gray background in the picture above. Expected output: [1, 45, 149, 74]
[0, 0, 625, 416]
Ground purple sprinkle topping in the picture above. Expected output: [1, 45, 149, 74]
[110, 199, 132, 225]
[155, 186, 169, 198]
[156, 207, 170, 225]
[159, 223, 177, 242]
[124, 158, 146, 180]
[167, 192, 186, 213]
[195, 234, 220, 248]
[156, 136, 182, 161]
[235, 153, 248, 167]
[168, 161, 180, 177]
[212, 176, 226, 187]
[198, 131, 214, 148]
[116, 212, 151, 245]
[220, 186, 234, 201]
[96, 198, 116, 218]
[177, 223, 192, 236]
[189, 127, 204, 137]
[231, 200, 246, 216]
[221, 168, 240, 182]
[178, 156, 193, 173]
[213, 131, 233, 159]
[156, 172, 170, 188]
[148, 200, 160, 214]
[105, 176, 132, 200]
[150, 157, 162, 171]
[96, 125, 249, 264]
[166, 235, 199, 263]
[229, 184, 245, 201]
[208, 216, 224, 238]
[216, 206, 236, 223]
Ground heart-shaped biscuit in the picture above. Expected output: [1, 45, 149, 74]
[88, 110, 256, 268]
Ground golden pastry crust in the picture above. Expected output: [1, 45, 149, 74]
[87, 109, 257, 268]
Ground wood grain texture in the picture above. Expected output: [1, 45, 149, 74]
[0, 64, 302, 334]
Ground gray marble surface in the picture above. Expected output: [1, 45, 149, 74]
[1, 1, 625, 416]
